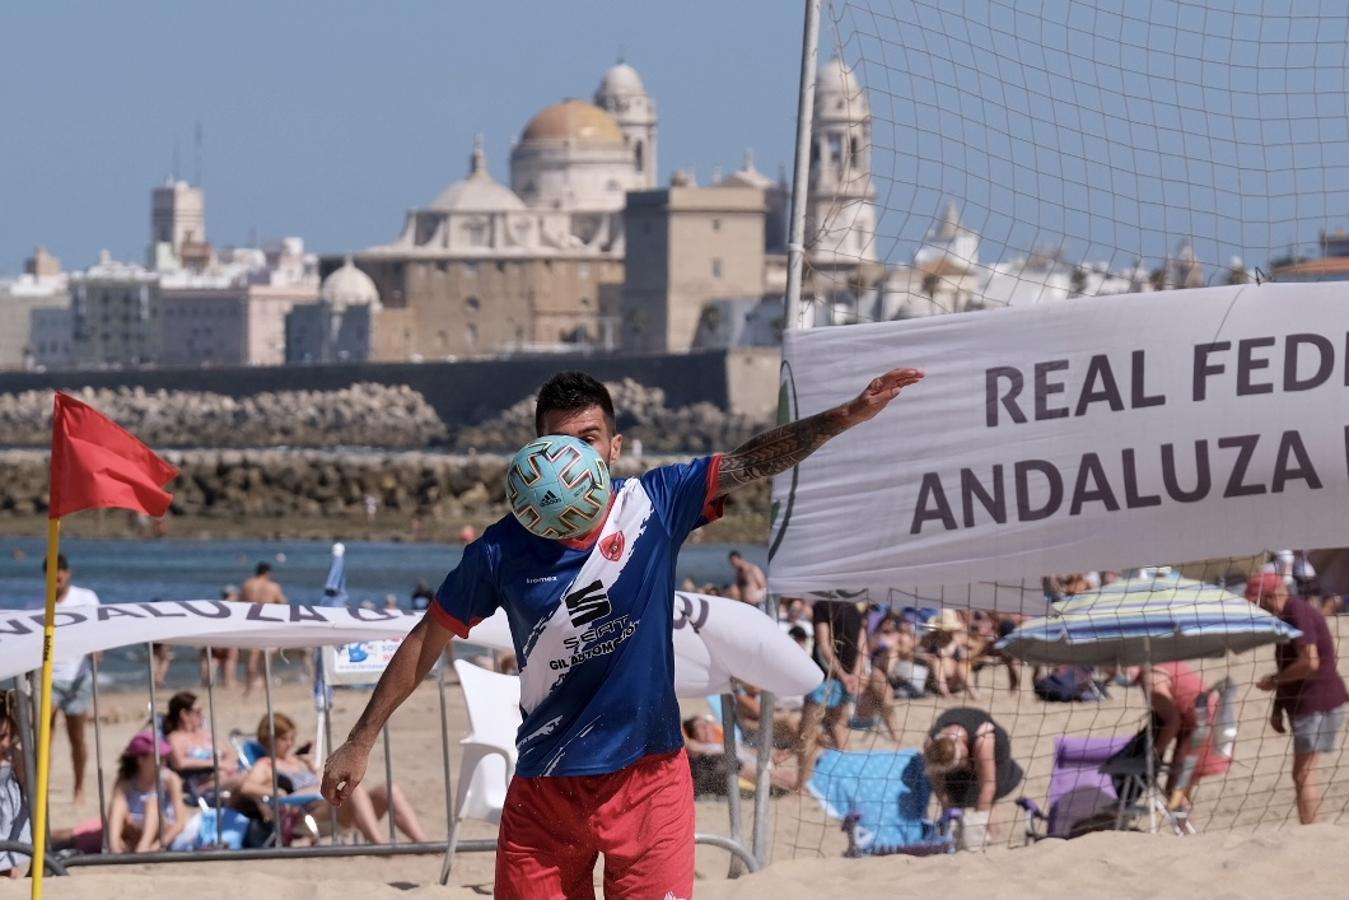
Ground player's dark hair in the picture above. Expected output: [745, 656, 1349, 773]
[255, 561, 271, 576]
[534, 371, 616, 436]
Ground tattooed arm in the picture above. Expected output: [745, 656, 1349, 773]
[716, 366, 924, 495]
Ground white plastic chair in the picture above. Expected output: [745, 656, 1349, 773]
[438, 659, 521, 885]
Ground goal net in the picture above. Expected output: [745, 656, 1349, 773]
[753, 0, 1349, 863]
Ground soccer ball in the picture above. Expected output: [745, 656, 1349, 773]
[505, 435, 613, 540]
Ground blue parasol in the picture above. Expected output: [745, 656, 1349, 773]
[313, 542, 347, 717]
[995, 578, 1301, 666]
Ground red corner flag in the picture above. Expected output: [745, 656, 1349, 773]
[48, 392, 179, 520]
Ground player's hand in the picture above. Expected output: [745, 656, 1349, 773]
[840, 368, 925, 427]
[321, 739, 371, 806]
[1269, 707, 1286, 734]
[1256, 673, 1277, 692]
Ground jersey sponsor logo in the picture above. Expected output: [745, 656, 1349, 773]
[525, 575, 558, 584]
[599, 531, 625, 561]
[563, 578, 611, 627]
[552, 615, 638, 670]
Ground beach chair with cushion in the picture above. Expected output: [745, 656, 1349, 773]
[1018, 735, 1133, 842]
[809, 748, 959, 857]
[438, 660, 521, 886]
[226, 731, 321, 846]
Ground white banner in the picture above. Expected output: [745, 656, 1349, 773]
[0, 600, 420, 682]
[769, 283, 1349, 609]
[0, 594, 822, 698]
[322, 639, 407, 685]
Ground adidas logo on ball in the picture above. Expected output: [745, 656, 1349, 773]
[506, 435, 613, 540]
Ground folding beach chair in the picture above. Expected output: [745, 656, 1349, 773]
[227, 731, 321, 846]
[809, 748, 960, 857]
[1018, 735, 1134, 842]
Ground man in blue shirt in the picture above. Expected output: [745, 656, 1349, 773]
[322, 367, 923, 899]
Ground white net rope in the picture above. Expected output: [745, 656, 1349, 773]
[796, 0, 1349, 327]
[756, 0, 1349, 860]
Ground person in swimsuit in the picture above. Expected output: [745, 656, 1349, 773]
[162, 691, 242, 798]
[924, 707, 1024, 849]
[728, 550, 767, 606]
[106, 731, 189, 853]
[237, 713, 427, 845]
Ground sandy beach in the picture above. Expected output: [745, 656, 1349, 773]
[3, 617, 1346, 898]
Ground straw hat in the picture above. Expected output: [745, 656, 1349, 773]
[932, 608, 967, 633]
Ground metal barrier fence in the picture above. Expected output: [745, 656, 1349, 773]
[4, 642, 758, 880]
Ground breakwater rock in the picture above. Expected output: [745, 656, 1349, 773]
[452, 379, 767, 453]
[0, 449, 770, 535]
[0, 380, 770, 453]
[0, 383, 447, 449]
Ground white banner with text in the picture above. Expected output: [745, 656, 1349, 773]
[768, 282, 1349, 609]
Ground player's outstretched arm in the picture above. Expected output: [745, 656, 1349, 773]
[321, 613, 452, 806]
[715, 366, 923, 496]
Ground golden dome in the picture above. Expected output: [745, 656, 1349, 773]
[521, 100, 623, 144]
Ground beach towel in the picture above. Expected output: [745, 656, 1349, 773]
[807, 749, 936, 852]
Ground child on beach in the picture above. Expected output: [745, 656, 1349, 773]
[106, 730, 190, 853]
[0, 691, 30, 878]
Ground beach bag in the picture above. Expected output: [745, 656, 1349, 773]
[192, 808, 253, 850]
[1034, 666, 1101, 703]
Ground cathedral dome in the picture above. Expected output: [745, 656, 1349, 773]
[597, 62, 646, 97]
[321, 257, 379, 309]
[521, 100, 624, 145]
[431, 137, 526, 212]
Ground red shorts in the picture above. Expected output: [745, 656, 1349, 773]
[494, 749, 695, 900]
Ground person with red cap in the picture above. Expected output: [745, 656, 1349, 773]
[106, 730, 189, 853]
[1247, 570, 1348, 824]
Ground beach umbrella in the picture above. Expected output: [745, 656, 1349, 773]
[313, 542, 348, 757]
[320, 542, 349, 608]
[995, 578, 1300, 833]
[994, 578, 1301, 667]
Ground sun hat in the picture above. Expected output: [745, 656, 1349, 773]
[932, 608, 966, 633]
[125, 729, 172, 759]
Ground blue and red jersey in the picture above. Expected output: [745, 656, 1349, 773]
[432, 456, 723, 777]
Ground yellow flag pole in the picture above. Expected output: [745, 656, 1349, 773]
[31, 517, 60, 899]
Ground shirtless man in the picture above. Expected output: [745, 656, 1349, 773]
[240, 562, 286, 695]
[728, 550, 767, 607]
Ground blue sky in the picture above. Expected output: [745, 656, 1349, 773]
[0, 1, 802, 273]
[3, 1, 1346, 279]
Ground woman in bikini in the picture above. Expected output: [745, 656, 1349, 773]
[237, 712, 428, 844]
[163, 691, 242, 799]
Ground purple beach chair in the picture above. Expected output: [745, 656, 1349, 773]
[1018, 735, 1133, 842]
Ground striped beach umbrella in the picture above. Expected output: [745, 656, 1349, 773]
[995, 578, 1301, 666]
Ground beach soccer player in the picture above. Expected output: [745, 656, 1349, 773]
[322, 366, 923, 899]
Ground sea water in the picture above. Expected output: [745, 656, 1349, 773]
[0, 536, 767, 685]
